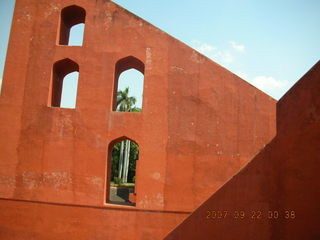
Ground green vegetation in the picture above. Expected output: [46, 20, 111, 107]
[111, 140, 139, 185]
[111, 87, 140, 186]
[116, 87, 141, 113]
[110, 182, 135, 187]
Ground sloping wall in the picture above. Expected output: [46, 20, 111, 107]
[0, 0, 276, 239]
[165, 61, 320, 240]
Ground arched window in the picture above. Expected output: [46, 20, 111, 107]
[58, 5, 86, 46]
[49, 58, 79, 108]
[113, 56, 145, 112]
[60, 72, 79, 108]
[107, 137, 139, 206]
[68, 23, 85, 46]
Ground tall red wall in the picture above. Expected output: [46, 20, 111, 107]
[165, 61, 320, 240]
[0, 0, 276, 239]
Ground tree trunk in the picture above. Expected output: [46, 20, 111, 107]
[122, 140, 131, 183]
[118, 141, 125, 179]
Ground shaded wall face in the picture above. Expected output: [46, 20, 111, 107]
[0, 0, 276, 239]
[164, 62, 320, 240]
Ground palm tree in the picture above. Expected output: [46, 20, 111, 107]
[116, 87, 137, 112]
[116, 87, 138, 183]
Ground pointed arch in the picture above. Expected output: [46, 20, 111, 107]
[106, 136, 140, 206]
[48, 58, 79, 108]
[58, 5, 86, 46]
[113, 56, 145, 111]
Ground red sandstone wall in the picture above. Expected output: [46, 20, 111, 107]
[0, 199, 188, 240]
[0, 0, 276, 239]
[164, 61, 320, 240]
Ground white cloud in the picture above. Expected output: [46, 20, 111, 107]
[191, 40, 235, 66]
[219, 51, 234, 64]
[229, 41, 245, 53]
[191, 40, 291, 100]
[249, 76, 290, 99]
[236, 71, 248, 80]
[191, 41, 217, 55]
[196, 43, 217, 52]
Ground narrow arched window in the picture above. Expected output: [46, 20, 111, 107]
[107, 138, 139, 206]
[113, 56, 145, 112]
[60, 72, 79, 108]
[58, 5, 86, 46]
[68, 23, 85, 46]
[49, 58, 79, 108]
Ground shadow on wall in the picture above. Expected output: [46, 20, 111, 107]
[109, 186, 135, 206]
[164, 61, 320, 240]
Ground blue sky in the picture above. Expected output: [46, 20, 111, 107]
[0, 0, 15, 93]
[0, 0, 319, 102]
[112, 0, 320, 99]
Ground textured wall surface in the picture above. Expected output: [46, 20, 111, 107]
[0, 0, 276, 239]
[165, 61, 320, 240]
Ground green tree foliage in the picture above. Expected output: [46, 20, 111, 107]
[111, 141, 139, 183]
[117, 87, 137, 112]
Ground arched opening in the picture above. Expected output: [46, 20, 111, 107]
[113, 56, 145, 112]
[58, 5, 86, 46]
[60, 72, 79, 108]
[107, 138, 139, 206]
[49, 58, 79, 108]
[68, 23, 85, 46]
